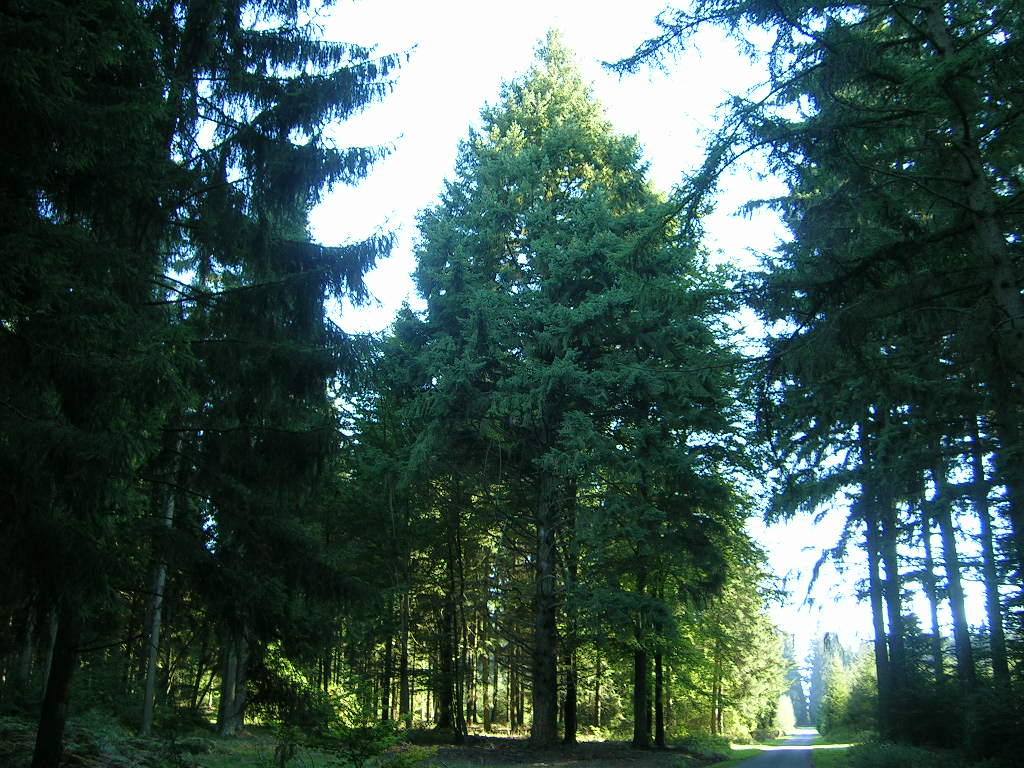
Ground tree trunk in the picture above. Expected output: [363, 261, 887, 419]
[141, 448, 178, 736]
[491, 651, 499, 727]
[217, 626, 249, 736]
[932, 459, 977, 694]
[923, 0, 1024, 571]
[861, 490, 893, 738]
[878, 488, 906, 699]
[710, 638, 722, 737]
[507, 650, 514, 730]
[992, 388, 1024, 574]
[969, 422, 1011, 689]
[217, 641, 237, 734]
[631, 649, 650, 748]
[530, 473, 559, 747]
[189, 630, 210, 712]
[436, 604, 455, 730]
[562, 481, 579, 745]
[382, 633, 393, 720]
[631, 564, 650, 749]
[920, 517, 945, 684]
[594, 654, 602, 728]
[323, 646, 332, 694]
[399, 592, 411, 721]
[482, 647, 492, 732]
[41, 609, 58, 695]
[654, 652, 665, 748]
[31, 606, 81, 768]
[562, 645, 577, 744]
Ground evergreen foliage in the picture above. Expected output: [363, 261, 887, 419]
[618, 0, 1024, 759]
[0, 8, 823, 766]
[0, 0, 396, 764]
[405, 31, 756, 747]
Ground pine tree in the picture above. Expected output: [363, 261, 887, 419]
[619, 0, 1024, 750]
[412, 31, 746, 746]
[0, 1, 397, 763]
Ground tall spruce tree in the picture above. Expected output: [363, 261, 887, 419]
[620, 0, 1024, 750]
[412, 31, 745, 746]
[0, 1, 397, 763]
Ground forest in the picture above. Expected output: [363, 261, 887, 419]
[0, 2, 1021, 768]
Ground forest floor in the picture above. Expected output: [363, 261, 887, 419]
[432, 735, 718, 768]
[0, 717, 731, 768]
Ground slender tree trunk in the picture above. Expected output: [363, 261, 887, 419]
[562, 645, 577, 744]
[507, 650, 514, 730]
[399, 592, 411, 721]
[530, 472, 559, 747]
[654, 651, 665, 748]
[862, 494, 893, 738]
[991, 391, 1024, 574]
[709, 635, 723, 737]
[878, 488, 906, 698]
[969, 423, 1011, 689]
[594, 654, 602, 728]
[190, 630, 210, 712]
[454, 572, 468, 741]
[932, 459, 977, 694]
[382, 633, 393, 720]
[466, 621, 476, 727]
[41, 610, 58, 695]
[562, 481, 579, 745]
[323, 645, 332, 695]
[632, 565, 650, 749]
[31, 606, 81, 768]
[920, 517, 945, 684]
[482, 645, 492, 732]
[490, 651, 499, 727]
[436, 603, 455, 730]
[141, 447, 179, 736]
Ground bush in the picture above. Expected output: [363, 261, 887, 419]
[846, 743, 963, 768]
[964, 688, 1024, 762]
[65, 708, 130, 756]
[676, 733, 731, 762]
[156, 707, 216, 735]
[315, 720, 403, 768]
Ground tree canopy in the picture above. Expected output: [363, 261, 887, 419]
[3, 4, 1020, 768]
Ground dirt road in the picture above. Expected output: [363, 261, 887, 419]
[733, 730, 815, 768]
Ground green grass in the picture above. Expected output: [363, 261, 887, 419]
[700, 733, 801, 767]
[811, 744, 853, 768]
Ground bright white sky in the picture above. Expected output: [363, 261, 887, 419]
[307, 0, 982, 671]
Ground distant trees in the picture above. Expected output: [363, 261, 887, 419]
[807, 634, 876, 738]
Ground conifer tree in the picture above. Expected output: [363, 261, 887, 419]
[412, 31, 745, 746]
[0, 1, 397, 763]
[620, 0, 1024, 750]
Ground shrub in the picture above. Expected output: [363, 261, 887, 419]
[676, 733, 731, 762]
[315, 720, 403, 768]
[846, 743, 963, 768]
[964, 688, 1024, 762]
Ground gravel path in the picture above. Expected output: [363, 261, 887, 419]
[733, 731, 815, 768]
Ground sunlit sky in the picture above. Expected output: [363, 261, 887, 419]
[305, 0, 976, 669]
